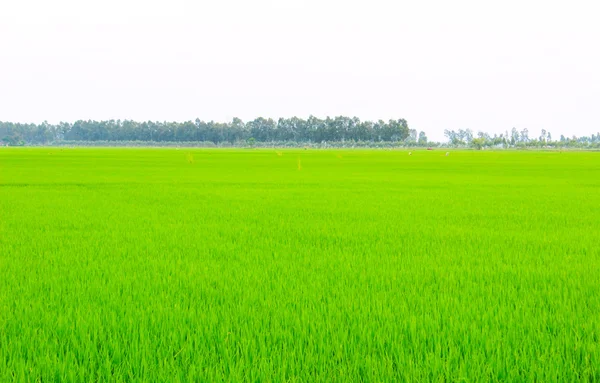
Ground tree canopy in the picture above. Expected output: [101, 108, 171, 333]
[443, 128, 600, 149]
[0, 117, 410, 146]
[2, 118, 599, 148]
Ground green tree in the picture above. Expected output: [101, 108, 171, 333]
[418, 131, 428, 146]
[471, 137, 485, 150]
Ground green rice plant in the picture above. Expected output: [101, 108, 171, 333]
[0, 148, 599, 382]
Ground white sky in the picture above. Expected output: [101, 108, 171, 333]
[1, 0, 599, 141]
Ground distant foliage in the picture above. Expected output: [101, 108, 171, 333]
[2, 118, 599, 148]
[0, 116, 410, 146]
[444, 128, 600, 149]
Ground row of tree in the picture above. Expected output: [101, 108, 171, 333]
[1, 117, 599, 148]
[0, 117, 415, 146]
[444, 128, 600, 149]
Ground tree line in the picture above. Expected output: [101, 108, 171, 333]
[0, 117, 415, 146]
[444, 128, 600, 149]
[1, 117, 599, 148]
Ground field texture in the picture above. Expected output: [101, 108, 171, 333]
[1, 148, 599, 382]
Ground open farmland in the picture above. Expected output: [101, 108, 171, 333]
[1, 148, 599, 381]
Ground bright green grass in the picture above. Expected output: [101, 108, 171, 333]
[1, 148, 599, 382]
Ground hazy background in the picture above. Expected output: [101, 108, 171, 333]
[1, 0, 598, 141]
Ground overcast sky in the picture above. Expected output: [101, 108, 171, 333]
[1, 0, 598, 141]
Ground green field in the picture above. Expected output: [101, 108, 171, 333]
[1, 148, 599, 381]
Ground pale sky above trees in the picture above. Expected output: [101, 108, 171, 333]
[1, 0, 598, 141]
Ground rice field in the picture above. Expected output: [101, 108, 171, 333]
[1, 148, 599, 382]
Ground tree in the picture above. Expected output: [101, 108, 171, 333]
[418, 131, 428, 146]
[444, 130, 463, 146]
[477, 131, 491, 147]
[405, 129, 417, 145]
[471, 137, 485, 150]
[510, 128, 518, 145]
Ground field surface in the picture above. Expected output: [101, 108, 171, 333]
[1, 148, 599, 382]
